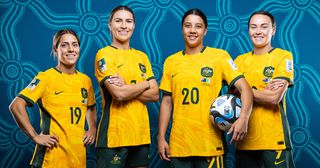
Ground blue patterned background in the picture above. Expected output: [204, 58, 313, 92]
[0, 0, 320, 167]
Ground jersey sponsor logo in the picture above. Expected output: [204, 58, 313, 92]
[274, 160, 285, 165]
[263, 66, 275, 77]
[172, 73, 178, 78]
[117, 64, 124, 68]
[201, 67, 213, 77]
[228, 59, 238, 70]
[98, 58, 107, 72]
[286, 59, 293, 72]
[27, 78, 40, 91]
[55, 90, 64, 95]
[110, 154, 121, 165]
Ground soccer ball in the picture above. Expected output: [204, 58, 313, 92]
[209, 94, 242, 131]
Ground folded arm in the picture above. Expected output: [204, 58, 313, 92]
[252, 79, 289, 105]
[103, 75, 150, 101]
[137, 79, 159, 102]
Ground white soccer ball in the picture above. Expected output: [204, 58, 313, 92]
[209, 94, 242, 131]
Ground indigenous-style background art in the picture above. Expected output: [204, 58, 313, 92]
[0, 0, 320, 167]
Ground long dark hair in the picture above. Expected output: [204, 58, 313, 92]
[52, 29, 80, 55]
[248, 10, 276, 27]
[181, 9, 208, 28]
[109, 5, 135, 23]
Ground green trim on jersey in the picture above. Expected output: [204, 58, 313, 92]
[279, 101, 293, 149]
[229, 75, 244, 88]
[30, 99, 51, 167]
[99, 76, 110, 86]
[88, 104, 96, 108]
[160, 89, 172, 95]
[273, 76, 293, 88]
[147, 76, 155, 81]
[96, 85, 112, 147]
[18, 94, 35, 106]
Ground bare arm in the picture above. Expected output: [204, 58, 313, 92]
[137, 79, 159, 102]
[83, 106, 97, 145]
[9, 97, 59, 148]
[228, 78, 253, 143]
[158, 95, 173, 161]
[252, 79, 289, 105]
[104, 76, 150, 101]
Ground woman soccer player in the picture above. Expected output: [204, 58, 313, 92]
[234, 11, 296, 168]
[158, 8, 253, 168]
[9, 29, 97, 168]
[94, 5, 159, 168]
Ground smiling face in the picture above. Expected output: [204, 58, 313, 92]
[109, 9, 135, 46]
[54, 33, 80, 67]
[182, 14, 207, 49]
[248, 14, 275, 49]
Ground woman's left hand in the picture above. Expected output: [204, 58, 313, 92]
[83, 128, 96, 146]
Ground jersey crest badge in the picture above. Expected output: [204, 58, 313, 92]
[111, 154, 121, 165]
[27, 78, 40, 91]
[139, 63, 146, 73]
[81, 88, 88, 99]
[228, 59, 238, 70]
[286, 59, 293, 72]
[98, 58, 107, 72]
[263, 66, 275, 77]
[81, 88, 88, 104]
[201, 67, 213, 77]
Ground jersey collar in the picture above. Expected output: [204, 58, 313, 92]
[182, 46, 207, 55]
[251, 47, 276, 55]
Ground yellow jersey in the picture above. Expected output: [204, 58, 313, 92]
[235, 48, 294, 150]
[19, 68, 95, 168]
[95, 46, 154, 148]
[160, 47, 243, 157]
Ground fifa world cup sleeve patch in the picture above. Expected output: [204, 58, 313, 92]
[27, 78, 40, 91]
[286, 59, 293, 72]
[228, 59, 238, 70]
[98, 58, 107, 72]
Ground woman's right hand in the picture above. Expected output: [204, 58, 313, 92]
[107, 74, 126, 87]
[158, 138, 171, 161]
[33, 133, 59, 149]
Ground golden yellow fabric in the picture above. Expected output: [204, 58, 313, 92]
[235, 48, 294, 150]
[95, 46, 154, 147]
[160, 47, 243, 157]
[19, 68, 95, 168]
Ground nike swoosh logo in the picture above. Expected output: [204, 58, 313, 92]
[274, 160, 285, 165]
[117, 64, 124, 68]
[55, 91, 64, 95]
[172, 73, 178, 78]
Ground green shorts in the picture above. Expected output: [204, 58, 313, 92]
[170, 155, 225, 168]
[96, 144, 149, 168]
[236, 150, 295, 168]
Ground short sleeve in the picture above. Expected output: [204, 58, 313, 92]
[273, 52, 294, 86]
[18, 72, 47, 106]
[142, 53, 155, 81]
[95, 49, 117, 85]
[220, 52, 243, 87]
[86, 77, 96, 107]
[159, 58, 172, 94]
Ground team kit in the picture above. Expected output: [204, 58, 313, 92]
[9, 5, 295, 168]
